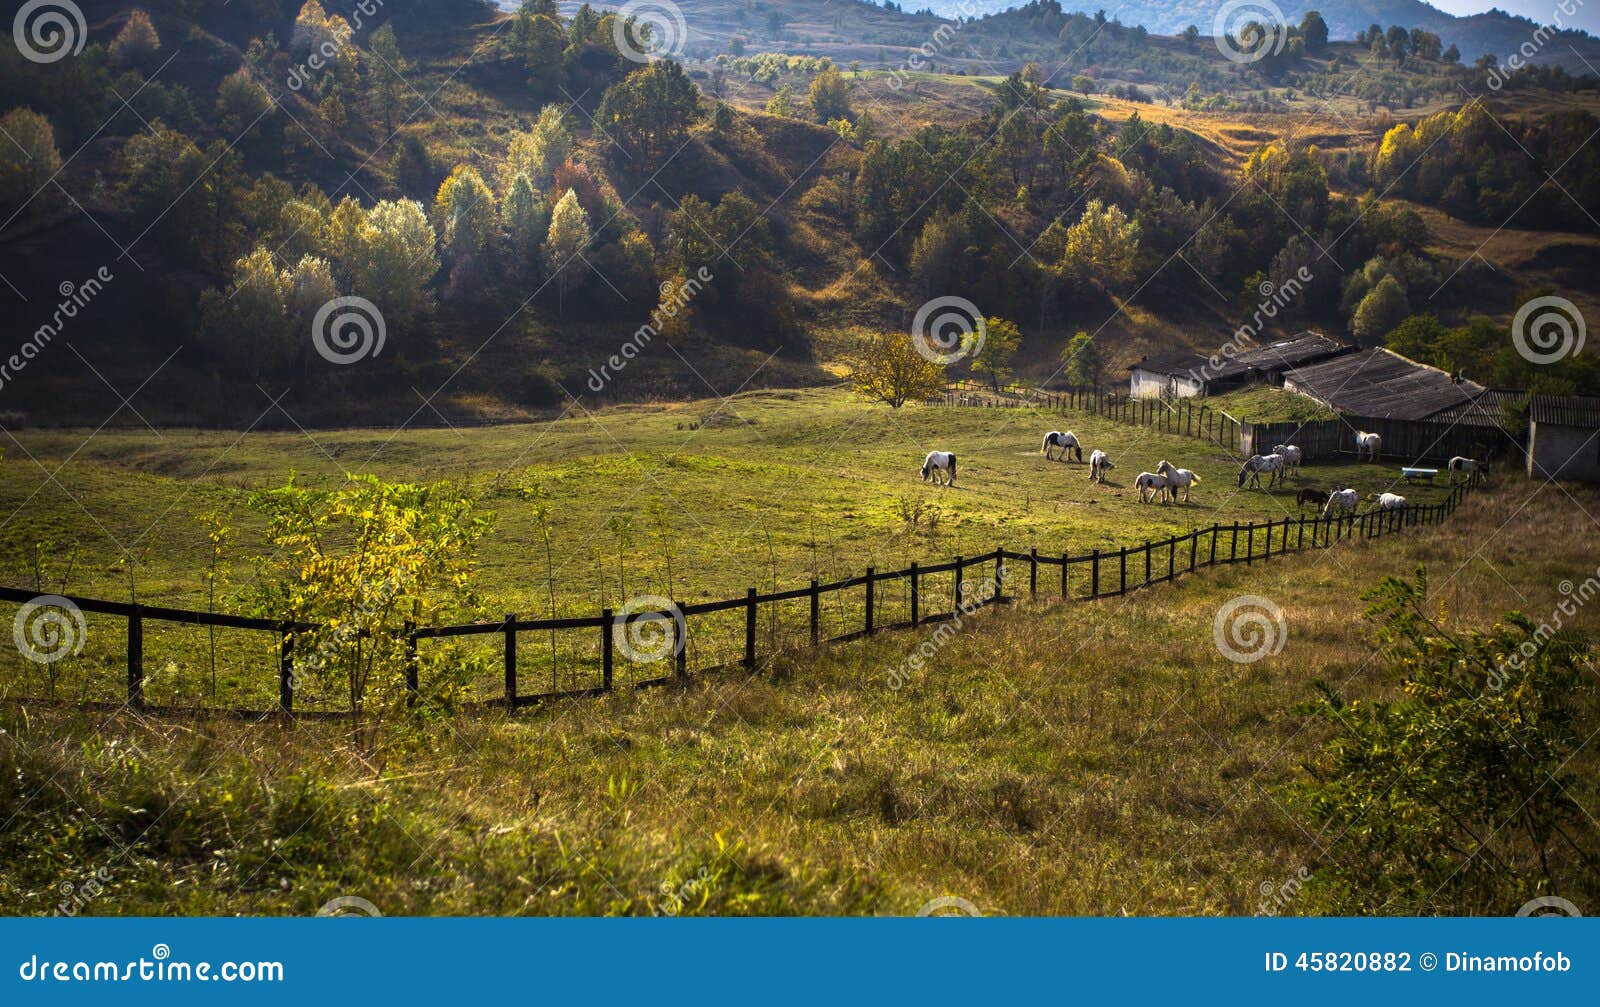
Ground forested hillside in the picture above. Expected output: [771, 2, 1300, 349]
[1, 0, 1597, 427]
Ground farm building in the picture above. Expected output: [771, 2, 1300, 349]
[1281, 348, 1484, 420]
[1128, 333, 1347, 398]
[1528, 395, 1600, 483]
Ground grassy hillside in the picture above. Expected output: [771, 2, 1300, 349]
[0, 386, 1459, 708]
[3, 480, 1593, 915]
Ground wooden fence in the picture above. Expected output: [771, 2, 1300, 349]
[0, 482, 1475, 720]
[934, 381, 1245, 454]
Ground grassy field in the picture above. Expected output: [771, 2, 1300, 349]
[2, 479, 1594, 916]
[0, 386, 1456, 707]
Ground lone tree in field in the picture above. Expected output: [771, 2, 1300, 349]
[972, 316, 1021, 392]
[850, 331, 946, 408]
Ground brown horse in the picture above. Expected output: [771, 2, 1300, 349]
[1296, 487, 1330, 510]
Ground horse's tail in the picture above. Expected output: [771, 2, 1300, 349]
[949, 455, 956, 481]
[1191, 473, 1202, 484]
[1073, 443, 1083, 462]
[1041, 434, 1051, 454]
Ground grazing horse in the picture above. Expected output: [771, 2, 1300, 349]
[1374, 491, 1407, 511]
[1155, 459, 1202, 503]
[1089, 449, 1115, 483]
[1323, 488, 1359, 517]
[1237, 453, 1286, 489]
[1355, 431, 1382, 462]
[921, 450, 956, 485]
[1296, 487, 1329, 510]
[1041, 430, 1083, 462]
[1135, 471, 1171, 504]
[1272, 444, 1303, 476]
[1448, 456, 1489, 484]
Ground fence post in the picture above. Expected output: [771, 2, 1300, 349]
[910, 563, 920, 625]
[1143, 541, 1152, 585]
[1189, 531, 1197, 573]
[810, 580, 820, 645]
[278, 625, 294, 715]
[601, 608, 614, 692]
[127, 605, 144, 710]
[994, 548, 1005, 602]
[744, 587, 758, 670]
[1167, 538, 1176, 581]
[1230, 522, 1239, 562]
[1245, 523, 1254, 565]
[1210, 524, 1218, 565]
[1297, 515, 1305, 550]
[1119, 546, 1127, 595]
[954, 556, 964, 612]
[504, 613, 517, 705]
[1264, 520, 1272, 561]
[404, 621, 418, 706]
[1029, 547, 1038, 600]
[864, 570, 875, 635]
[1091, 549, 1100, 598]
[675, 605, 688, 679]
[1061, 550, 1069, 599]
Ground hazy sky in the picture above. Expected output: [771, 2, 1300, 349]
[1396, 1, 1597, 35]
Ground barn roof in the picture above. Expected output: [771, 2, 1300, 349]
[1128, 333, 1347, 385]
[1530, 395, 1600, 428]
[1429, 388, 1527, 429]
[1282, 348, 1485, 420]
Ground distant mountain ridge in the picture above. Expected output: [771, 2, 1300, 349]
[921, 0, 1599, 67]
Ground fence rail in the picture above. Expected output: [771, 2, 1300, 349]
[934, 381, 1245, 454]
[0, 479, 1476, 720]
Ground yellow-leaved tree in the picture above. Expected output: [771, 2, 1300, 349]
[849, 330, 946, 408]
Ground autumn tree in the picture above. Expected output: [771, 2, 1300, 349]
[809, 65, 851, 122]
[971, 316, 1021, 391]
[1060, 330, 1103, 389]
[543, 188, 591, 313]
[109, 9, 161, 67]
[595, 60, 700, 168]
[0, 109, 60, 215]
[849, 331, 946, 408]
[1043, 199, 1140, 295]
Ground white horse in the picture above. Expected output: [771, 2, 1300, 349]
[1237, 453, 1285, 489]
[921, 450, 956, 485]
[1374, 491, 1407, 510]
[1155, 459, 1202, 503]
[1271, 443, 1303, 476]
[1041, 430, 1083, 462]
[1089, 449, 1115, 483]
[1355, 431, 1382, 462]
[1135, 471, 1171, 504]
[1323, 488, 1359, 517]
[1448, 456, 1489, 483]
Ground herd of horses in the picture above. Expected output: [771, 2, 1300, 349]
[920, 428, 1489, 517]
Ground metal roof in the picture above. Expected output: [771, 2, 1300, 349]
[1429, 388, 1527, 429]
[1128, 334, 1347, 386]
[1529, 395, 1600, 428]
[1282, 348, 1485, 420]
